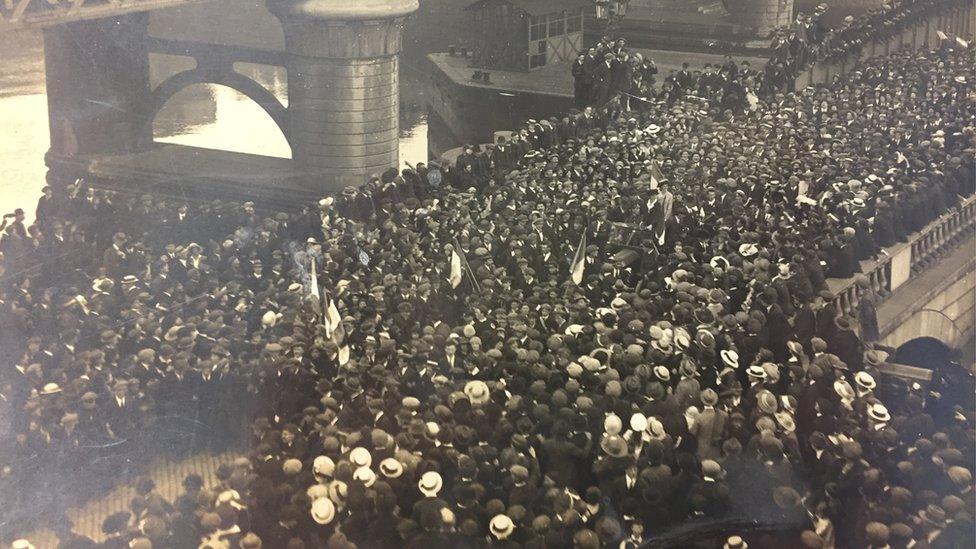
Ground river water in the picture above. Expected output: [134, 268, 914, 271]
[0, 29, 429, 223]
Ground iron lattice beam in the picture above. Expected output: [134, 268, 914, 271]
[0, 0, 214, 29]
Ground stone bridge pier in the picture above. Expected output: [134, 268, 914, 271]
[269, 0, 418, 191]
[43, 13, 153, 184]
[36, 0, 419, 197]
[727, 0, 794, 39]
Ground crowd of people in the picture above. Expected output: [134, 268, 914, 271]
[571, 0, 971, 115]
[1, 17, 975, 549]
[572, 36, 767, 114]
[769, 0, 969, 91]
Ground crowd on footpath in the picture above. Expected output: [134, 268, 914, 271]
[1, 24, 975, 549]
[768, 0, 970, 88]
[571, 0, 970, 115]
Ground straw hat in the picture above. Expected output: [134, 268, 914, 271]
[418, 471, 443, 497]
[311, 497, 336, 525]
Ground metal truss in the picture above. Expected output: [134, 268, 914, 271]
[1, 0, 211, 29]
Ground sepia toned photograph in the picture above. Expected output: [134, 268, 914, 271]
[0, 0, 973, 547]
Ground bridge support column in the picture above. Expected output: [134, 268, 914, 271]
[43, 13, 152, 186]
[734, 0, 793, 39]
[269, 0, 418, 193]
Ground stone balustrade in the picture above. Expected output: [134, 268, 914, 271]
[793, 3, 974, 91]
[830, 194, 976, 319]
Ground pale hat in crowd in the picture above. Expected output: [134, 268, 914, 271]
[490, 514, 515, 539]
[311, 497, 336, 525]
[418, 471, 443, 497]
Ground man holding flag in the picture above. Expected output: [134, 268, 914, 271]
[642, 161, 673, 246]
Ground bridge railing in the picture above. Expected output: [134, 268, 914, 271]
[793, 3, 974, 91]
[831, 194, 976, 318]
[911, 196, 976, 272]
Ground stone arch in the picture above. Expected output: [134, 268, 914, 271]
[882, 308, 966, 350]
[141, 67, 291, 152]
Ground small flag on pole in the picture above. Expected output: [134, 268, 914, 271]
[308, 260, 322, 317]
[649, 161, 665, 190]
[570, 232, 587, 285]
[309, 258, 320, 300]
[746, 91, 759, 111]
[451, 237, 482, 294]
[324, 291, 342, 337]
[449, 249, 463, 289]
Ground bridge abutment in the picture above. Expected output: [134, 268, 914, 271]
[43, 13, 153, 186]
[269, 0, 418, 192]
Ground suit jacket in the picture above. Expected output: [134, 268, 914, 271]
[815, 303, 838, 341]
[829, 328, 863, 372]
[794, 304, 817, 347]
[691, 407, 728, 459]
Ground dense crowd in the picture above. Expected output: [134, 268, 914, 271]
[572, 36, 767, 114]
[768, 0, 970, 90]
[571, 0, 971, 115]
[1, 30, 975, 549]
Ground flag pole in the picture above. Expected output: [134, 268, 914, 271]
[452, 236, 482, 294]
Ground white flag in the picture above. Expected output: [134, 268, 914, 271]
[324, 292, 342, 337]
[746, 91, 759, 111]
[570, 232, 587, 286]
[309, 258, 320, 300]
[449, 249, 463, 289]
